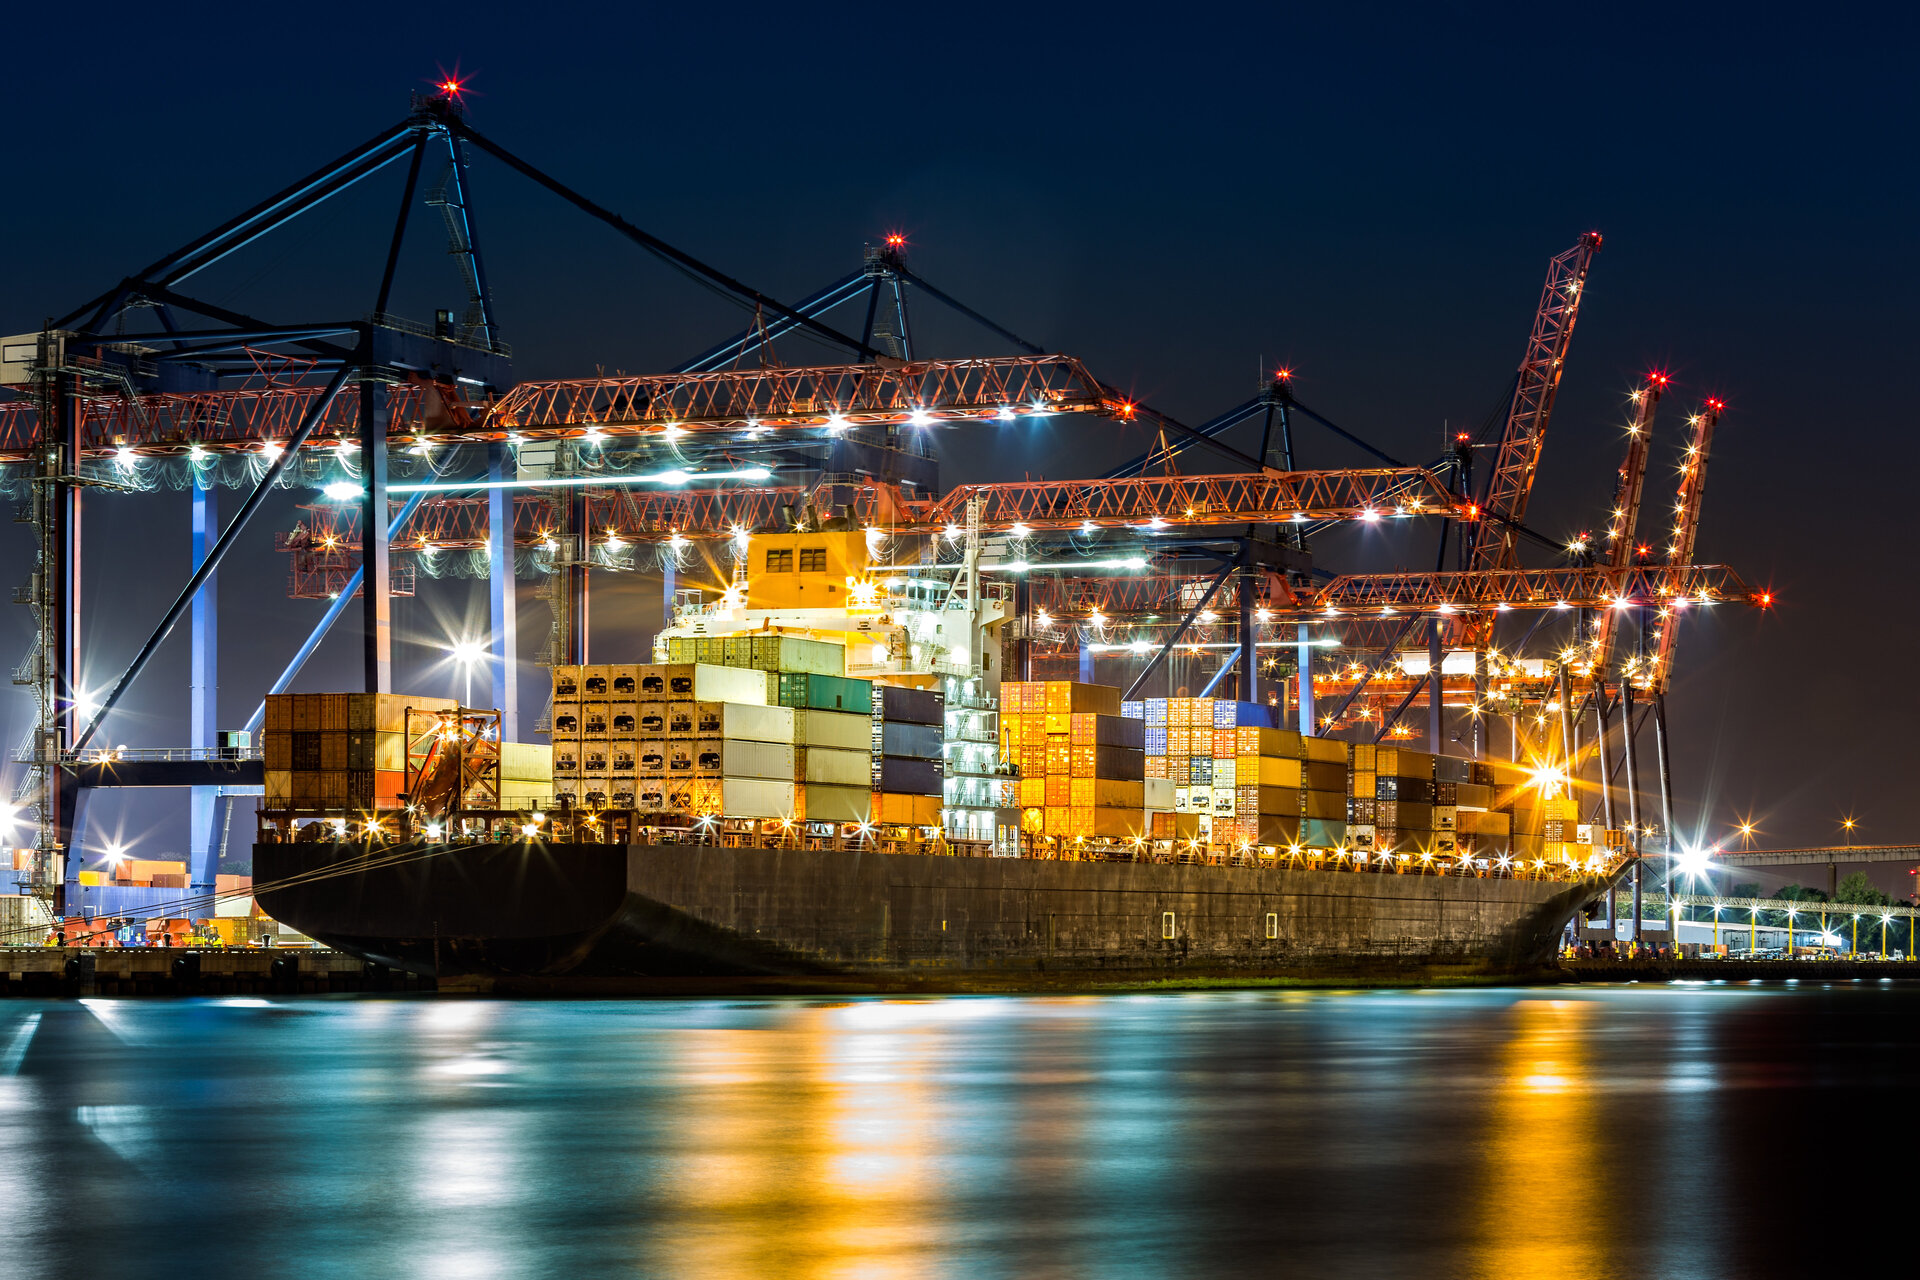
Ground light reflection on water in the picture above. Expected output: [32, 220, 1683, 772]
[0, 985, 1906, 1277]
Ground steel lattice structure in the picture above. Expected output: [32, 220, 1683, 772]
[1468, 232, 1603, 573]
[489, 355, 1120, 434]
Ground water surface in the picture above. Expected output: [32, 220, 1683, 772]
[1, 984, 1907, 1277]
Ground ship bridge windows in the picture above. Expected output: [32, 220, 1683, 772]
[798, 547, 828, 573]
[766, 549, 794, 573]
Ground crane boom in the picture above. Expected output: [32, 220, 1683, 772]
[1587, 374, 1666, 673]
[1468, 231, 1603, 573]
[1645, 398, 1723, 692]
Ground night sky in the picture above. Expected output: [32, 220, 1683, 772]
[2, 5, 1912, 877]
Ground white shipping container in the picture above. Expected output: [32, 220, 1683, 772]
[693, 739, 795, 780]
[801, 746, 869, 787]
[694, 701, 794, 743]
[0, 894, 55, 938]
[499, 741, 554, 780]
[660, 664, 768, 705]
[705, 777, 795, 819]
[792, 708, 871, 750]
[1213, 759, 1236, 788]
[1144, 777, 1176, 811]
[803, 784, 871, 823]
[215, 896, 255, 919]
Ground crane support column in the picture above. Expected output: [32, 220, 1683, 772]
[1078, 641, 1094, 684]
[1592, 683, 1618, 934]
[1621, 682, 1643, 941]
[1654, 692, 1677, 859]
[487, 443, 518, 737]
[189, 479, 218, 891]
[567, 488, 589, 665]
[359, 377, 392, 694]
[1556, 662, 1575, 774]
[1239, 544, 1257, 706]
[1473, 650, 1487, 760]
[1296, 624, 1315, 734]
[1427, 622, 1443, 753]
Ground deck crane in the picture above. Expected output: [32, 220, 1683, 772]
[1642, 399, 1722, 696]
[1467, 232, 1604, 574]
[1583, 374, 1667, 677]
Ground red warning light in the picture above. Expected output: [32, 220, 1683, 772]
[884, 233, 906, 249]
[1454, 432, 1469, 443]
[1636, 543, 1651, 558]
[1707, 398, 1725, 411]
[1649, 371, 1670, 386]
[1274, 367, 1294, 381]
[1758, 592, 1773, 607]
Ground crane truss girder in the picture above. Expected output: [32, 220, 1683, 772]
[1469, 232, 1602, 573]
[488, 355, 1119, 434]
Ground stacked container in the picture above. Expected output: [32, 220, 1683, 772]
[263, 692, 457, 812]
[1002, 681, 1145, 841]
[872, 685, 945, 826]
[1218, 724, 1306, 847]
[791, 692, 874, 823]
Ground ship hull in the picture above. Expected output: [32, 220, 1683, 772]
[255, 841, 1600, 990]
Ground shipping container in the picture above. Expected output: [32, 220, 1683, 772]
[582, 704, 611, 737]
[1150, 811, 1203, 840]
[777, 672, 873, 714]
[873, 757, 943, 795]
[1302, 735, 1347, 764]
[1067, 713, 1145, 749]
[800, 783, 870, 823]
[1234, 785, 1303, 816]
[1303, 791, 1348, 821]
[799, 746, 869, 787]
[873, 720, 943, 759]
[1144, 777, 1176, 811]
[792, 708, 869, 750]
[691, 739, 794, 780]
[644, 663, 769, 705]
[1042, 681, 1122, 716]
[874, 792, 942, 825]
[1068, 778, 1145, 808]
[688, 701, 795, 743]
[875, 684, 944, 726]
[1212, 700, 1272, 729]
[690, 777, 796, 818]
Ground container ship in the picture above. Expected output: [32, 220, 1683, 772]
[254, 527, 1625, 989]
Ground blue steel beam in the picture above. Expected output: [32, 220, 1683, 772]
[189, 479, 218, 894]
[59, 122, 423, 330]
[441, 130, 501, 351]
[488, 443, 518, 736]
[675, 270, 868, 374]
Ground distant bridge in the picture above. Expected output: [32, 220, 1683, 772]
[1714, 845, 1920, 868]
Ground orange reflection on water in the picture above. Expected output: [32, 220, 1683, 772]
[1473, 998, 1614, 1278]
[649, 1003, 940, 1278]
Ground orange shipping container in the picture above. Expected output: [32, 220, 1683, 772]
[1146, 756, 1169, 779]
[1042, 681, 1121, 716]
[1212, 729, 1237, 759]
[1044, 738, 1071, 774]
[1018, 777, 1045, 807]
[1069, 745, 1096, 778]
[1044, 774, 1070, 807]
[873, 793, 941, 825]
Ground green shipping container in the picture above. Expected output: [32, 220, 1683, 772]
[1302, 817, 1347, 848]
[777, 672, 872, 714]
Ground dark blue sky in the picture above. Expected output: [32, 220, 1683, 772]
[2, 4, 1913, 866]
